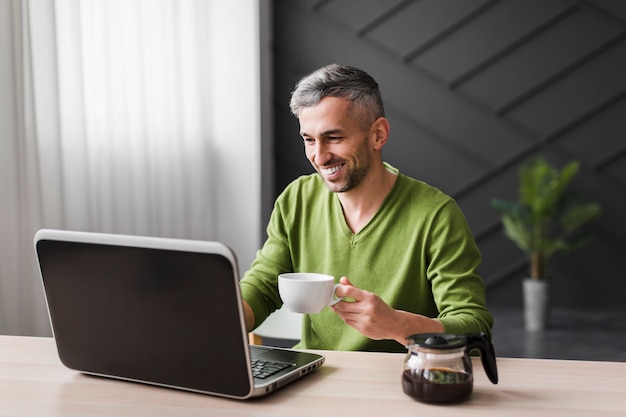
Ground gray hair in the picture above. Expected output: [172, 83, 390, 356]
[289, 64, 385, 129]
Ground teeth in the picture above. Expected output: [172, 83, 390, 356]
[321, 165, 342, 175]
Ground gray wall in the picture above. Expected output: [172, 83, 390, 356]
[269, 0, 626, 310]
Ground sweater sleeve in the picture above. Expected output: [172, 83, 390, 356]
[427, 199, 494, 339]
[239, 188, 294, 329]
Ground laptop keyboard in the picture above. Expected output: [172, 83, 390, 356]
[251, 359, 293, 379]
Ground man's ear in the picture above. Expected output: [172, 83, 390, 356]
[372, 117, 390, 150]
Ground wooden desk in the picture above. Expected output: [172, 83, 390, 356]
[1, 336, 625, 416]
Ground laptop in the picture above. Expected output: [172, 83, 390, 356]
[34, 229, 325, 399]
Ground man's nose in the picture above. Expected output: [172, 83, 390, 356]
[313, 141, 331, 165]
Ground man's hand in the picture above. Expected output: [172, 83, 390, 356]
[242, 300, 255, 332]
[330, 276, 444, 345]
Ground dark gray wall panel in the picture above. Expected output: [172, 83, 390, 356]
[411, 0, 573, 83]
[506, 39, 626, 136]
[318, 0, 406, 32]
[555, 99, 626, 166]
[459, 8, 624, 110]
[605, 156, 626, 185]
[589, 0, 626, 20]
[362, 0, 492, 58]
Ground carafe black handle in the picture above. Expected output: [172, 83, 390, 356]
[465, 333, 499, 384]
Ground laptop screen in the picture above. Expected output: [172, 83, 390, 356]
[36, 236, 253, 397]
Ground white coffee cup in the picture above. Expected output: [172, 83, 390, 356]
[278, 272, 343, 314]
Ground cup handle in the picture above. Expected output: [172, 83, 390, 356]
[328, 283, 343, 306]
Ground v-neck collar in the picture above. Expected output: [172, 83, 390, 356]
[333, 166, 402, 243]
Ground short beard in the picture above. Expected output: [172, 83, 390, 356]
[322, 153, 370, 193]
[328, 165, 368, 193]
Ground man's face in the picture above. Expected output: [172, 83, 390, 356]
[298, 97, 375, 193]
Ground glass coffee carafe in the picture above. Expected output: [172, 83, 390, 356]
[402, 333, 498, 403]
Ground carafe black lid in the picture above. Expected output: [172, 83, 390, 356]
[406, 333, 471, 349]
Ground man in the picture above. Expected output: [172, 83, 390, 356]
[240, 64, 493, 352]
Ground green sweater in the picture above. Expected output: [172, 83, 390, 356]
[240, 165, 493, 352]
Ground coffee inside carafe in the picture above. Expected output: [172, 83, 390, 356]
[402, 368, 472, 403]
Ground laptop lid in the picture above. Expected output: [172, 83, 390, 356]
[34, 229, 324, 399]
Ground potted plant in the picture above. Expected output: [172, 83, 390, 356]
[490, 155, 601, 331]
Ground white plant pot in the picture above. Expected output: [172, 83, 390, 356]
[523, 279, 550, 332]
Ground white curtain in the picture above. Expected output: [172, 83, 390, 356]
[0, 0, 50, 336]
[0, 0, 263, 336]
[52, 0, 215, 237]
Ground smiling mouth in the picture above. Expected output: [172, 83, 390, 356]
[320, 163, 344, 177]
